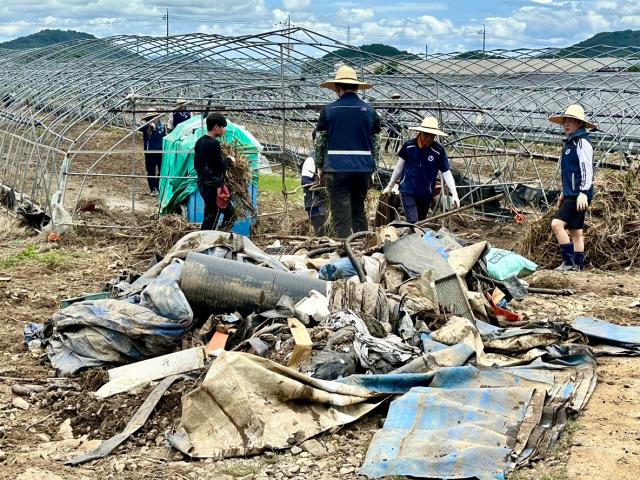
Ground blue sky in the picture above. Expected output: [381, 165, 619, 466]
[1, 0, 640, 53]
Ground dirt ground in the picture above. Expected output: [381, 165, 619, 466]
[1, 203, 639, 479]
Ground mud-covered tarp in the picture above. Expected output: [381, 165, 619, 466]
[170, 351, 381, 459]
[44, 261, 193, 376]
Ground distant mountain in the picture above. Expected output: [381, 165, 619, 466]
[302, 43, 419, 75]
[0, 29, 96, 49]
[554, 29, 640, 57]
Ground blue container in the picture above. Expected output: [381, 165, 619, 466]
[186, 184, 258, 235]
[187, 189, 206, 223]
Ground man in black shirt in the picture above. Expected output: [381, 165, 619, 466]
[194, 113, 235, 231]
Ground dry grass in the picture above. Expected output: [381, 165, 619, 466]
[518, 167, 640, 269]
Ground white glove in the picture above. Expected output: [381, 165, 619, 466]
[227, 155, 236, 165]
[382, 185, 392, 195]
[451, 195, 460, 209]
[576, 192, 588, 211]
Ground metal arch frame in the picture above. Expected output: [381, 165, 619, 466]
[1, 28, 639, 229]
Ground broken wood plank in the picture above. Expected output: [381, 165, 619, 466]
[287, 317, 313, 370]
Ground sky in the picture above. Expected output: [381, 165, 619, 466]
[1, 0, 640, 53]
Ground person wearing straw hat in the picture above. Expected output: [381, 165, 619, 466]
[315, 65, 381, 238]
[382, 116, 460, 223]
[548, 104, 596, 272]
[139, 107, 167, 196]
[172, 97, 191, 130]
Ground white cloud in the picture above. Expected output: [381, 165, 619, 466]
[531, 0, 554, 4]
[282, 0, 310, 11]
[337, 8, 375, 22]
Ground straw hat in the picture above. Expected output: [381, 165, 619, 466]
[142, 107, 157, 120]
[549, 104, 597, 130]
[176, 97, 187, 105]
[391, 93, 401, 99]
[409, 116, 448, 137]
[320, 65, 372, 90]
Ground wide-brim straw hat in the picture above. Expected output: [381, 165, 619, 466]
[549, 104, 597, 130]
[176, 97, 187, 105]
[320, 65, 372, 90]
[142, 107, 157, 120]
[409, 116, 448, 137]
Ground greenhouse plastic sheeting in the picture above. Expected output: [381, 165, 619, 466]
[158, 115, 261, 224]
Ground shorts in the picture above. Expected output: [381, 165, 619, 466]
[554, 197, 588, 230]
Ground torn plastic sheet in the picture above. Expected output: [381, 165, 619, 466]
[361, 386, 536, 480]
[45, 297, 193, 376]
[170, 351, 381, 459]
[572, 316, 640, 354]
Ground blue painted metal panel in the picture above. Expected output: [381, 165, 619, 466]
[573, 316, 640, 346]
[360, 386, 534, 479]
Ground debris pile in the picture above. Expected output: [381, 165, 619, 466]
[222, 141, 255, 215]
[21, 226, 640, 479]
[519, 168, 640, 269]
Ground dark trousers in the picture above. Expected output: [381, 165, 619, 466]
[401, 193, 432, 224]
[198, 183, 235, 231]
[144, 152, 162, 192]
[309, 213, 327, 237]
[325, 172, 370, 238]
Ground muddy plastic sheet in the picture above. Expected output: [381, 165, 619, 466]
[572, 316, 640, 354]
[45, 298, 193, 376]
[361, 385, 536, 480]
[170, 351, 381, 459]
[383, 232, 455, 280]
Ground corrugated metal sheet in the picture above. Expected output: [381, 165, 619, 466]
[361, 386, 535, 480]
[573, 316, 640, 352]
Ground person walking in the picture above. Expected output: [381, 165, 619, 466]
[383, 116, 460, 223]
[140, 108, 166, 196]
[314, 65, 381, 238]
[548, 104, 596, 271]
[194, 112, 235, 231]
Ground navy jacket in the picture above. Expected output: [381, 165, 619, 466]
[173, 110, 191, 128]
[316, 92, 381, 173]
[141, 121, 166, 152]
[561, 128, 594, 200]
[398, 139, 450, 197]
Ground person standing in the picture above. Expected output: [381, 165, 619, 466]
[194, 112, 235, 231]
[383, 116, 460, 223]
[301, 155, 327, 236]
[548, 104, 596, 271]
[172, 97, 191, 130]
[140, 108, 166, 196]
[315, 65, 381, 238]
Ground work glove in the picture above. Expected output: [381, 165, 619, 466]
[382, 185, 392, 195]
[451, 195, 460, 209]
[227, 155, 236, 165]
[576, 192, 588, 211]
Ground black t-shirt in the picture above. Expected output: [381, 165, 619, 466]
[194, 135, 229, 187]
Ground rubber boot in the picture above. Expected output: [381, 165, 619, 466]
[574, 252, 585, 270]
[555, 243, 576, 272]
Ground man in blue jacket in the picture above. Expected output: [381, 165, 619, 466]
[315, 66, 381, 238]
[140, 108, 167, 196]
[548, 104, 596, 271]
[172, 97, 191, 130]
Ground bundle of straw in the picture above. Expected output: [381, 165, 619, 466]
[222, 142, 254, 215]
[518, 168, 640, 270]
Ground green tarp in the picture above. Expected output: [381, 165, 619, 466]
[158, 115, 261, 215]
